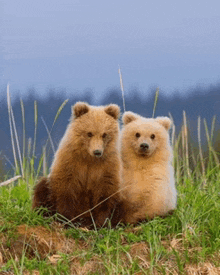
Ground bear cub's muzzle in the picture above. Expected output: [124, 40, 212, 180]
[93, 150, 103, 158]
[140, 143, 149, 152]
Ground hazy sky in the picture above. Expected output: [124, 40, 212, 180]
[1, 0, 220, 101]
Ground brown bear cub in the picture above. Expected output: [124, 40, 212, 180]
[32, 102, 123, 228]
[119, 112, 177, 224]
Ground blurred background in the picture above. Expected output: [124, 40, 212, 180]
[0, 0, 220, 177]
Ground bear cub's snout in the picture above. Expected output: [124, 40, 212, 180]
[93, 149, 103, 158]
[140, 143, 149, 151]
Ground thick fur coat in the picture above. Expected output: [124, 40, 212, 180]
[120, 112, 177, 224]
[32, 102, 123, 228]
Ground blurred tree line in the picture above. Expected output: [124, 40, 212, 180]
[0, 83, 220, 179]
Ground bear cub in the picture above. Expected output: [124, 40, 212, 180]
[120, 111, 177, 224]
[32, 102, 123, 228]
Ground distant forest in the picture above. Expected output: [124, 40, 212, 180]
[0, 83, 220, 179]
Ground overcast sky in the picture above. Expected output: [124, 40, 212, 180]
[1, 0, 220, 101]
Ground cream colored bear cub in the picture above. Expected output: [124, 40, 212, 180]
[120, 112, 177, 224]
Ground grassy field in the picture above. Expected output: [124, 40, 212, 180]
[0, 89, 220, 274]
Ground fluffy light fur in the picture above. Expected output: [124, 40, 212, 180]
[120, 111, 177, 224]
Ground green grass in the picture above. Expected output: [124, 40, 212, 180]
[0, 174, 220, 274]
[0, 87, 220, 274]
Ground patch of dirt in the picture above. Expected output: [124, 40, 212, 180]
[120, 241, 151, 271]
[161, 234, 183, 251]
[0, 223, 88, 264]
[121, 237, 220, 275]
[70, 256, 105, 275]
[185, 262, 220, 275]
[23, 271, 40, 275]
[0, 251, 3, 266]
[1, 224, 220, 275]
[130, 242, 151, 270]
[0, 233, 8, 268]
[124, 225, 143, 233]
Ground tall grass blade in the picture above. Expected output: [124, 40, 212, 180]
[181, 125, 185, 161]
[204, 118, 219, 168]
[204, 118, 212, 170]
[43, 146, 47, 176]
[174, 133, 181, 183]
[183, 111, 190, 177]
[190, 143, 197, 169]
[11, 107, 24, 177]
[32, 100, 38, 158]
[20, 99, 26, 162]
[118, 65, 126, 113]
[204, 119, 211, 147]
[3, 154, 15, 170]
[52, 99, 69, 127]
[210, 116, 219, 166]
[44, 99, 69, 151]
[7, 84, 18, 173]
[152, 87, 159, 118]
[168, 112, 175, 148]
[41, 116, 55, 154]
[36, 154, 44, 179]
[27, 138, 32, 160]
[211, 115, 216, 142]
[197, 116, 206, 182]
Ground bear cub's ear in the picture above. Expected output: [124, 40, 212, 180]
[104, 104, 120, 120]
[155, 117, 172, 130]
[122, 111, 138, 125]
[73, 102, 90, 118]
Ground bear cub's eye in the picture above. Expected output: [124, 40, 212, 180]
[151, 134, 155, 139]
[136, 133, 141, 138]
[102, 133, 107, 138]
[87, 132, 93, 137]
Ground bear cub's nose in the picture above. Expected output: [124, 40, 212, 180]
[140, 143, 149, 150]
[93, 150, 103, 157]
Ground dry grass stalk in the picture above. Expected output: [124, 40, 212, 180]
[64, 183, 133, 226]
[197, 116, 206, 182]
[15, 224, 79, 257]
[181, 124, 185, 158]
[43, 146, 47, 176]
[11, 106, 24, 177]
[152, 87, 159, 118]
[169, 112, 175, 148]
[190, 143, 197, 169]
[20, 99, 26, 162]
[43, 99, 69, 152]
[7, 84, 18, 172]
[0, 175, 22, 187]
[7, 84, 24, 177]
[41, 116, 55, 154]
[32, 100, 38, 157]
[70, 256, 105, 275]
[48, 254, 61, 265]
[0, 251, 3, 265]
[118, 66, 126, 113]
[27, 138, 32, 160]
[172, 130, 181, 183]
[204, 118, 220, 167]
[211, 115, 216, 141]
[185, 262, 220, 275]
[183, 111, 190, 177]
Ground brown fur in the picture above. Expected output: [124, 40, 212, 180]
[32, 177, 56, 215]
[32, 102, 123, 228]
